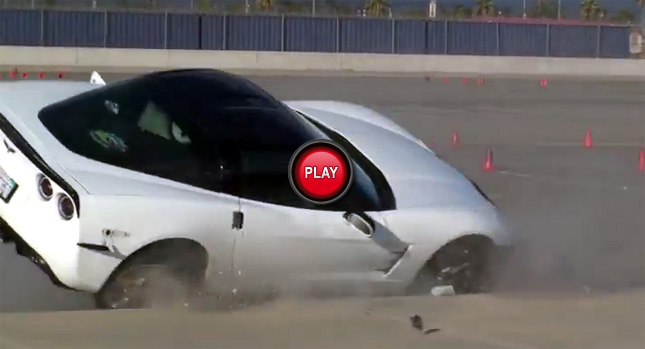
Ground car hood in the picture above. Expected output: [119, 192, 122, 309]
[287, 103, 491, 210]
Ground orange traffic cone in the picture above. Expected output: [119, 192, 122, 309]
[639, 149, 644, 172]
[584, 130, 593, 148]
[451, 131, 460, 148]
[483, 147, 494, 172]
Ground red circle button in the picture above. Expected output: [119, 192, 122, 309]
[289, 140, 353, 205]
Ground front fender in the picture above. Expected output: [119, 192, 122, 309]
[378, 206, 513, 286]
[380, 206, 512, 247]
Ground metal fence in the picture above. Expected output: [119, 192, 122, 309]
[2, 0, 643, 22]
[0, 9, 632, 58]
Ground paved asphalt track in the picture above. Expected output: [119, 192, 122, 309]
[0, 72, 644, 348]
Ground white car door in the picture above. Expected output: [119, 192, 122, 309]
[204, 103, 409, 297]
[233, 198, 408, 297]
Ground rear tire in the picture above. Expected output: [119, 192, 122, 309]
[94, 243, 207, 310]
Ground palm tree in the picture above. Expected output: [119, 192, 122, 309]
[364, 0, 390, 17]
[580, 0, 600, 20]
[474, 0, 494, 16]
[256, 0, 274, 12]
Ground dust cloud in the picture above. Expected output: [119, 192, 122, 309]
[479, 154, 645, 296]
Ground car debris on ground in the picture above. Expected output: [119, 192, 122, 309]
[431, 285, 456, 296]
[409, 314, 424, 331]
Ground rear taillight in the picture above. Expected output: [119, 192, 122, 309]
[36, 174, 53, 201]
[57, 194, 75, 220]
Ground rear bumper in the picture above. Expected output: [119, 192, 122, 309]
[0, 216, 73, 290]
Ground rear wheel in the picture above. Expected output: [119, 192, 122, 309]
[409, 236, 494, 295]
[95, 264, 196, 310]
[94, 241, 208, 310]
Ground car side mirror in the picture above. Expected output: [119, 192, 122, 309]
[344, 211, 409, 255]
[343, 212, 375, 237]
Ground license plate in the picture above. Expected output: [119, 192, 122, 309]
[0, 164, 18, 203]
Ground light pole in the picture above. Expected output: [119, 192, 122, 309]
[557, 0, 561, 19]
[522, 0, 526, 18]
[641, 4, 645, 40]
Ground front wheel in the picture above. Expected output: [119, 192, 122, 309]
[408, 237, 494, 295]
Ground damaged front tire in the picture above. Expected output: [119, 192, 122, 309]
[409, 236, 494, 295]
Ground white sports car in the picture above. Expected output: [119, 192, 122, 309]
[0, 69, 513, 309]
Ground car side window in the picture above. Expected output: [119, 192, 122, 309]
[38, 82, 228, 193]
[211, 107, 384, 212]
[212, 107, 319, 209]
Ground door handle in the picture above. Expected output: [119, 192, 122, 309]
[232, 210, 244, 230]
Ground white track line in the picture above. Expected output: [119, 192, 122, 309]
[498, 170, 532, 178]
[497, 170, 637, 192]
[537, 142, 643, 147]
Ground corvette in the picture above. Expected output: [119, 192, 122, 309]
[0, 69, 513, 309]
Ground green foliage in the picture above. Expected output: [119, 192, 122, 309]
[196, 0, 214, 13]
[529, 0, 559, 19]
[398, 9, 430, 19]
[255, 0, 274, 12]
[580, 0, 602, 20]
[451, 5, 473, 19]
[496, 6, 512, 16]
[279, 1, 308, 14]
[611, 9, 636, 23]
[474, 0, 494, 17]
[364, 0, 390, 17]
